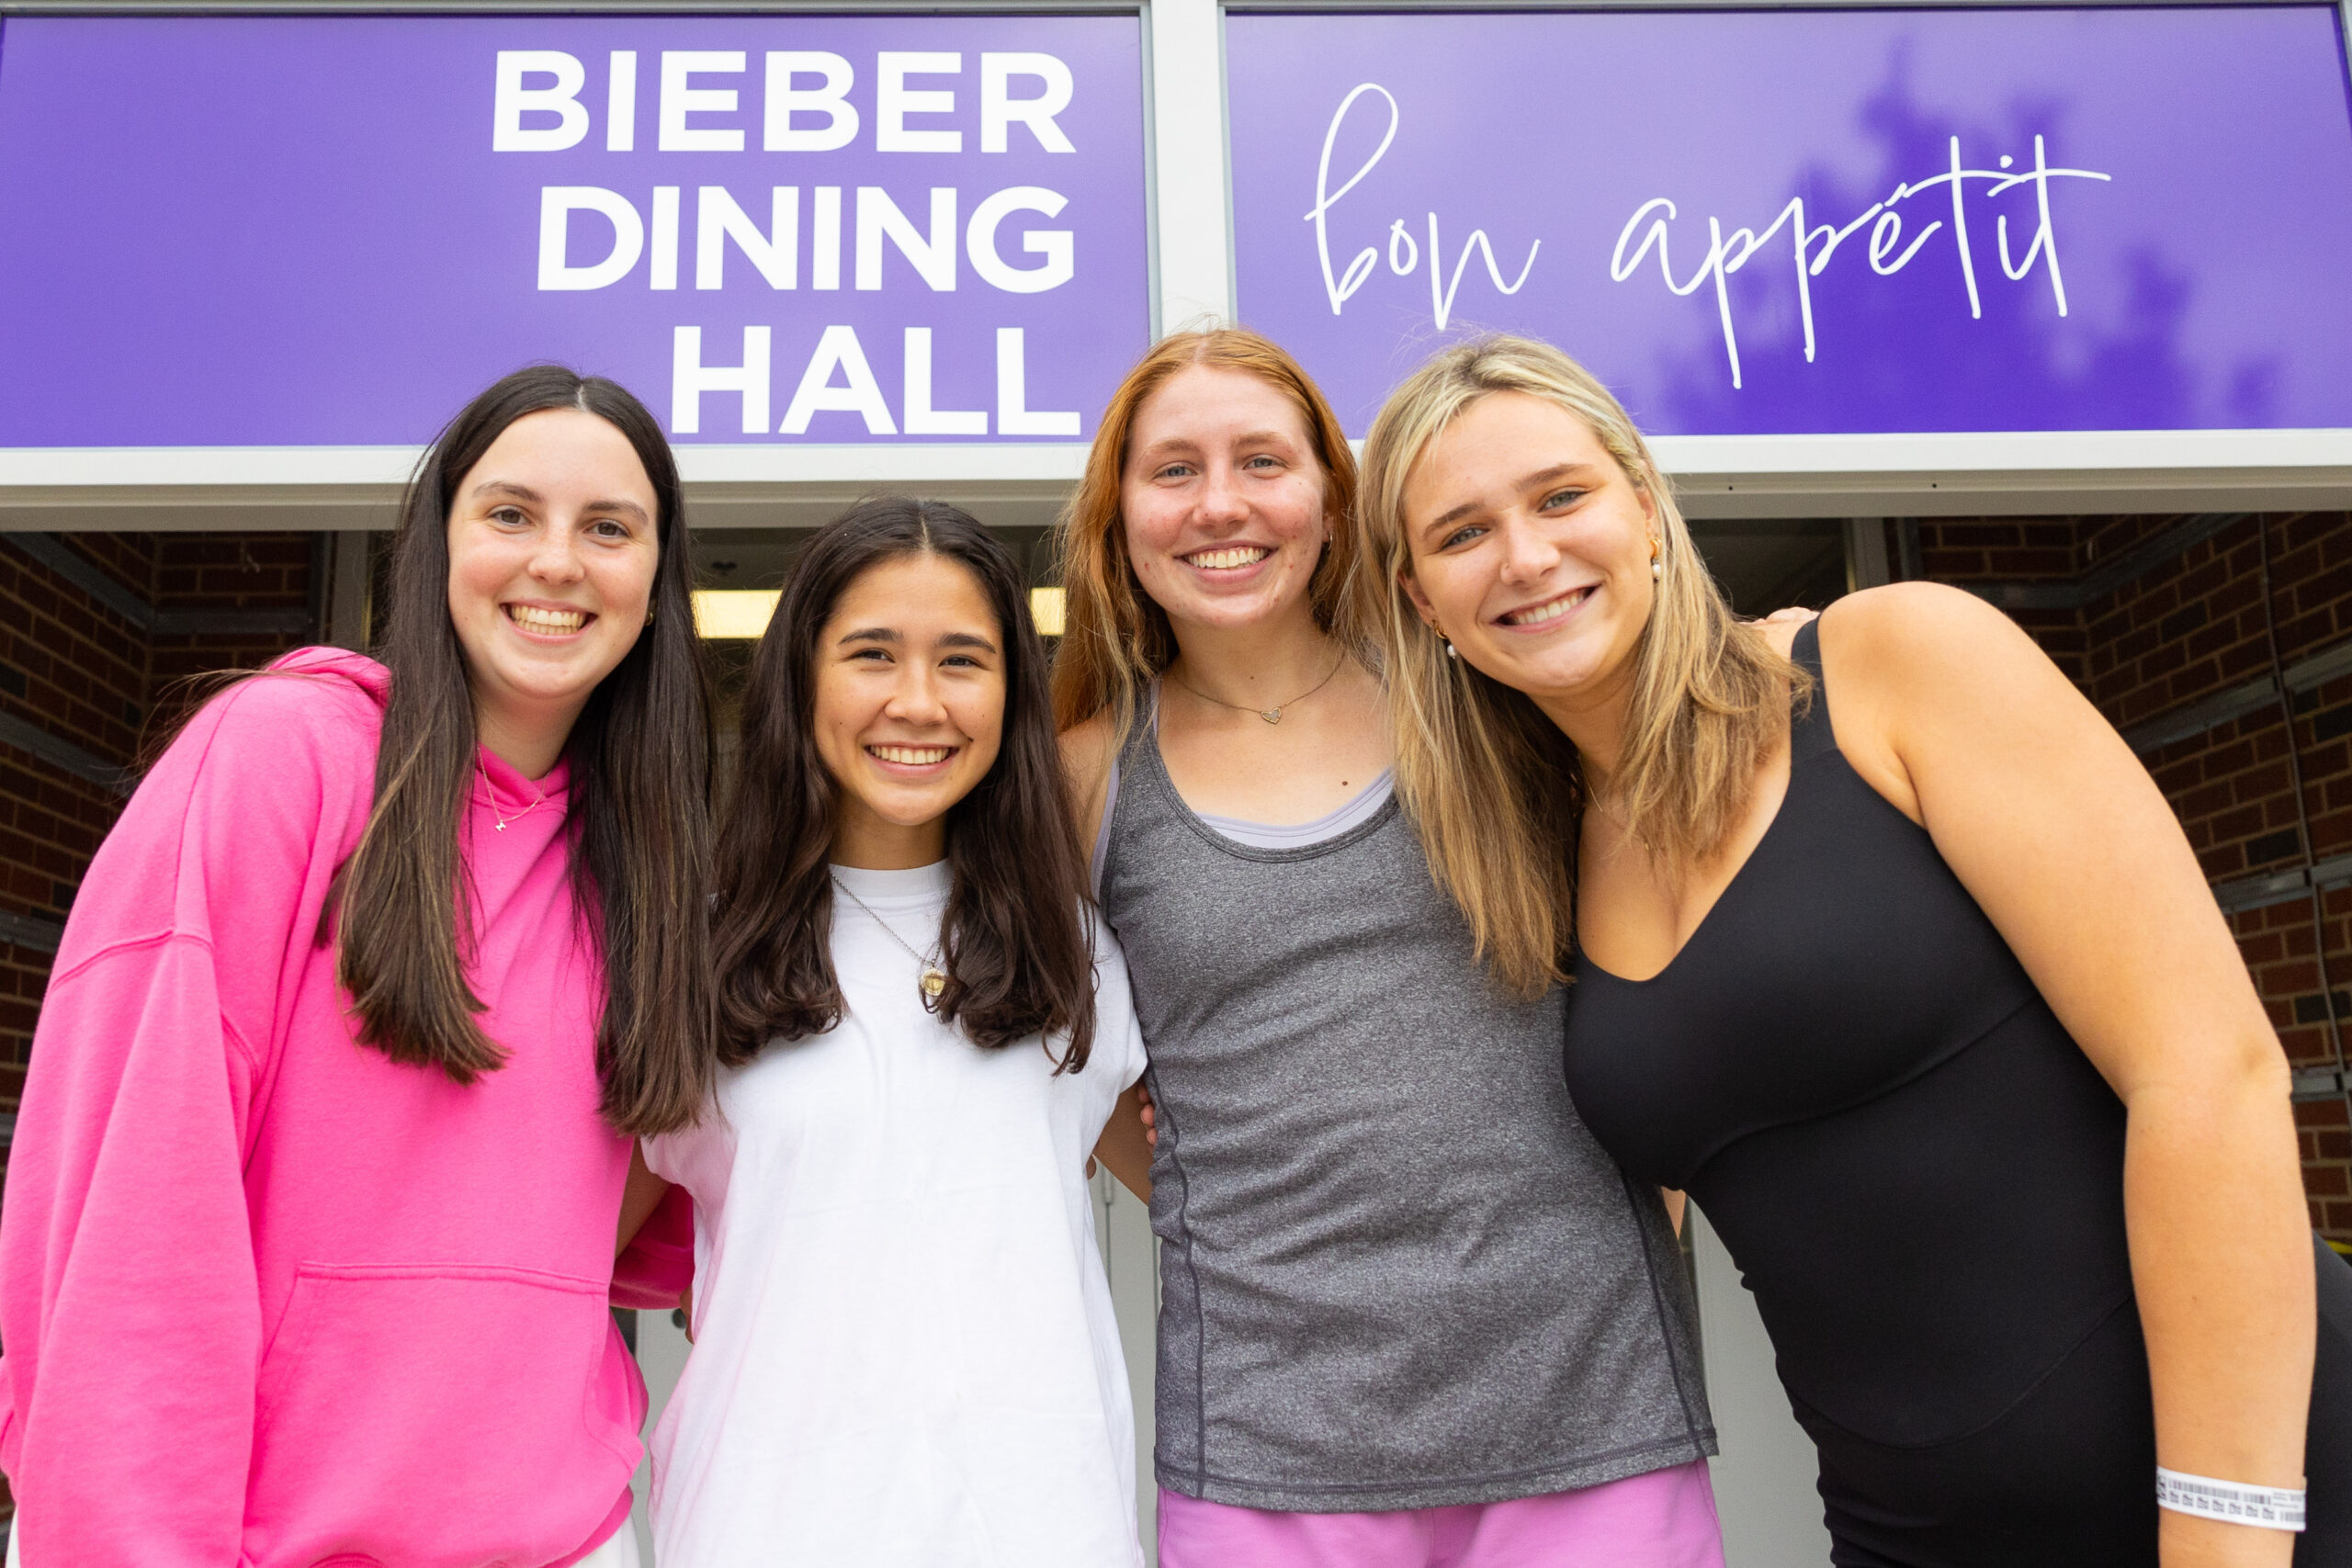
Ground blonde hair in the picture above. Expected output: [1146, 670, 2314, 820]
[1051, 327, 1366, 739]
[1358, 334, 1803, 996]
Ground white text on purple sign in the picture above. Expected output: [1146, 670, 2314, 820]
[497, 49, 1087, 437]
[1612, 138, 2112, 389]
[1305, 85, 1542, 333]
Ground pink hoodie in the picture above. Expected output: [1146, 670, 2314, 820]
[0, 648, 688, 1567]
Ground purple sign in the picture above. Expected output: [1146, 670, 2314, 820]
[0, 16, 1148, 446]
[1227, 6, 2352, 436]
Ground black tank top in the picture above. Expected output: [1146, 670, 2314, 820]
[1561, 619, 2136, 1449]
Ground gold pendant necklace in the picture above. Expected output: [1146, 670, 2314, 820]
[832, 877, 948, 1000]
[1168, 652, 1345, 725]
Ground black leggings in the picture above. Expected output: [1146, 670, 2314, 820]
[1802, 1235, 2352, 1568]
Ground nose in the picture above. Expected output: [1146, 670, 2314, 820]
[1496, 513, 1561, 586]
[527, 516, 589, 586]
[882, 660, 950, 727]
[1196, 461, 1251, 529]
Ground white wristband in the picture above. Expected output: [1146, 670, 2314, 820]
[2156, 1467, 2306, 1531]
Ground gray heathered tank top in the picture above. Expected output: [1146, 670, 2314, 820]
[1100, 712, 1715, 1513]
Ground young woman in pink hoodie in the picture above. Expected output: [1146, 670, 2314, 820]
[0, 367, 716, 1568]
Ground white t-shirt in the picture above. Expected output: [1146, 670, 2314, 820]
[642, 862, 1148, 1568]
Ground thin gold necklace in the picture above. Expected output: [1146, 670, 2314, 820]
[477, 761, 546, 832]
[832, 876, 948, 1000]
[1167, 652, 1345, 726]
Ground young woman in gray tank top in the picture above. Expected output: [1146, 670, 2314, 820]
[1053, 328, 1723, 1568]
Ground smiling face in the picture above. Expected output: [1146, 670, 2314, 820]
[1398, 390, 1659, 717]
[1120, 365, 1330, 634]
[812, 551, 1008, 869]
[446, 407, 661, 773]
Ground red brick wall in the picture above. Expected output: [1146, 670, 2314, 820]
[0, 536, 158, 1113]
[148, 534, 322, 735]
[0, 534, 318, 1130]
[1913, 511, 2352, 1234]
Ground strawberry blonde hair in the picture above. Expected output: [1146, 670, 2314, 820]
[1050, 328, 1368, 741]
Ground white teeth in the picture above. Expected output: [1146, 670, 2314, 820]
[507, 604, 587, 633]
[871, 745, 953, 765]
[1189, 546, 1270, 570]
[1503, 589, 1589, 627]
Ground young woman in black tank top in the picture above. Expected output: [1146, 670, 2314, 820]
[1358, 333, 2348, 1568]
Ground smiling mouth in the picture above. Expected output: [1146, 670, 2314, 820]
[1185, 545, 1271, 570]
[1497, 586, 1594, 628]
[868, 744, 956, 766]
[506, 604, 590, 635]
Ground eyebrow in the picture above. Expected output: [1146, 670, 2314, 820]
[838, 627, 1000, 654]
[588, 497, 652, 525]
[1423, 462, 1590, 536]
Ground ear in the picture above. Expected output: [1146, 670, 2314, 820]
[1633, 473, 1660, 528]
[1396, 565, 1442, 631]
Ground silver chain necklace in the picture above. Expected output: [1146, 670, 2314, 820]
[831, 875, 948, 1000]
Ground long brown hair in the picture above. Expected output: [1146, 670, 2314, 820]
[711, 497, 1098, 1069]
[1049, 327, 1366, 738]
[1359, 334, 1801, 996]
[335, 366, 718, 1134]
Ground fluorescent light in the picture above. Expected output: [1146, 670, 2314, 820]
[693, 589, 779, 640]
[1029, 586, 1066, 637]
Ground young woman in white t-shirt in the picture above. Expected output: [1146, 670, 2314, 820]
[622, 497, 1154, 1568]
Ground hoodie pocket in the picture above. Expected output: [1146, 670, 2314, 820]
[245, 1263, 638, 1568]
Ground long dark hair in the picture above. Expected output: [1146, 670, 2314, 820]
[711, 497, 1096, 1070]
[334, 366, 718, 1135]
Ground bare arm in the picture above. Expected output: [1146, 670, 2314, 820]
[616, 1142, 672, 1258]
[1826, 584, 2309, 1568]
[1058, 713, 1118, 880]
[1092, 1082, 1155, 1202]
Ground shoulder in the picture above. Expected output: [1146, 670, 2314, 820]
[1815, 582, 2060, 719]
[176, 651, 386, 771]
[1815, 584, 2088, 814]
[1057, 710, 1120, 797]
[62, 654, 385, 970]
[143, 652, 386, 834]
[1059, 708, 1123, 852]
[1817, 581, 2030, 667]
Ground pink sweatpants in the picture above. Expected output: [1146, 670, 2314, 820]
[1158, 1459, 1725, 1568]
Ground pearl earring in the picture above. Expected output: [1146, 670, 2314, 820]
[1649, 536, 1664, 582]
